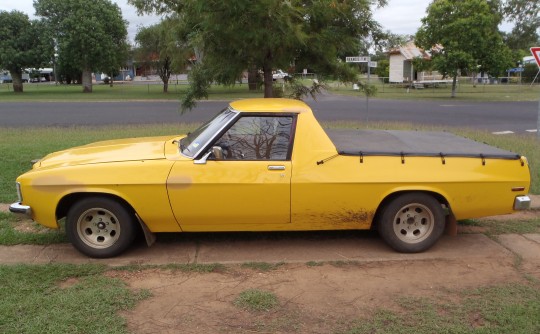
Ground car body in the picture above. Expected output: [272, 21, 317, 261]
[272, 69, 290, 80]
[11, 98, 531, 257]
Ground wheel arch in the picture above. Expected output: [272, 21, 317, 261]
[372, 190, 450, 230]
[56, 192, 136, 221]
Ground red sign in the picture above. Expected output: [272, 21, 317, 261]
[531, 47, 540, 68]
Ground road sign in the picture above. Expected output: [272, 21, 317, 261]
[531, 47, 540, 68]
[508, 67, 524, 73]
[346, 56, 370, 63]
[369, 61, 377, 68]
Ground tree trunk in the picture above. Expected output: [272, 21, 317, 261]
[262, 66, 273, 98]
[451, 75, 457, 98]
[82, 69, 93, 93]
[247, 67, 259, 91]
[9, 70, 24, 93]
[159, 58, 171, 93]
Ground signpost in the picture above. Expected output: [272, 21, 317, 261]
[346, 56, 375, 120]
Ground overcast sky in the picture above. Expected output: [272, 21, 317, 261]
[1, 0, 510, 43]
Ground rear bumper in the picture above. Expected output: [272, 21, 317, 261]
[514, 196, 531, 210]
[9, 202, 32, 217]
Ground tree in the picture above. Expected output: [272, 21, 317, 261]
[416, 0, 512, 98]
[502, 0, 540, 50]
[135, 18, 190, 93]
[34, 0, 129, 93]
[0, 11, 52, 93]
[129, 0, 387, 110]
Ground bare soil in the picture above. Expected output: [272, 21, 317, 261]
[114, 256, 536, 334]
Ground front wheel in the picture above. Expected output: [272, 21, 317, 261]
[378, 193, 445, 253]
[66, 197, 136, 258]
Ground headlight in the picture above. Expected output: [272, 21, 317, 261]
[16, 182, 23, 203]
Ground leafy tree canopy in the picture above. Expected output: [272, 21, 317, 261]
[416, 0, 512, 98]
[501, 0, 540, 50]
[129, 0, 387, 110]
[34, 0, 129, 92]
[0, 10, 53, 92]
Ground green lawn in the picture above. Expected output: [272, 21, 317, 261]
[2, 80, 539, 102]
[0, 82, 263, 101]
[0, 263, 150, 334]
[330, 79, 540, 102]
[342, 283, 540, 334]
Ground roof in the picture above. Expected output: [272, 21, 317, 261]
[388, 41, 431, 60]
[229, 98, 312, 114]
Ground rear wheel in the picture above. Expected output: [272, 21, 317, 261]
[378, 193, 445, 253]
[66, 197, 136, 258]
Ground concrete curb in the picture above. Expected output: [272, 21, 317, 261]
[0, 234, 519, 266]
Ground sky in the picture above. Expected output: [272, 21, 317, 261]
[0, 0, 510, 43]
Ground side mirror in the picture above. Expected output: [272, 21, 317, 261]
[194, 146, 225, 165]
[212, 146, 224, 160]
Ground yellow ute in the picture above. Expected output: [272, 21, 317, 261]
[10, 98, 531, 257]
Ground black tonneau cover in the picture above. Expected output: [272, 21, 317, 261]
[325, 129, 520, 160]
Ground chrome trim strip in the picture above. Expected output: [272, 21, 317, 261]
[190, 109, 240, 159]
[513, 196, 531, 210]
[16, 182, 22, 203]
[9, 202, 32, 217]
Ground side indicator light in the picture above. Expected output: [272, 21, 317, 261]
[511, 187, 525, 192]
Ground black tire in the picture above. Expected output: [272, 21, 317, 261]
[378, 193, 445, 253]
[66, 197, 136, 258]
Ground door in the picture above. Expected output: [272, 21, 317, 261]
[167, 114, 295, 230]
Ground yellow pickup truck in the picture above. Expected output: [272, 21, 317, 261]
[10, 98, 531, 258]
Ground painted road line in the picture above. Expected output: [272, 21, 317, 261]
[492, 131, 514, 135]
[526, 129, 538, 133]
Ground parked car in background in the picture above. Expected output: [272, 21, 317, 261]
[272, 69, 290, 80]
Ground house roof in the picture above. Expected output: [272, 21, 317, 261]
[388, 41, 431, 60]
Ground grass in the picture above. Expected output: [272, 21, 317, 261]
[241, 261, 285, 272]
[459, 217, 540, 235]
[2, 80, 539, 102]
[0, 261, 537, 333]
[0, 212, 67, 245]
[0, 82, 263, 102]
[342, 283, 540, 334]
[0, 263, 150, 334]
[234, 289, 279, 312]
[330, 78, 540, 102]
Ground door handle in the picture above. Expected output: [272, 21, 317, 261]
[268, 165, 285, 171]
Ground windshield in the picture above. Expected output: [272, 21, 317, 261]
[180, 107, 238, 158]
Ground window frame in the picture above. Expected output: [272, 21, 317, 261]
[202, 112, 298, 162]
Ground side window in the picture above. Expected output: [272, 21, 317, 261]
[214, 116, 294, 160]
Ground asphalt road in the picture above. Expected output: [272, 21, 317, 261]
[0, 94, 538, 134]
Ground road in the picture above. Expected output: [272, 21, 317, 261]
[0, 94, 537, 134]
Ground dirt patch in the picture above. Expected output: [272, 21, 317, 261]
[12, 219, 51, 234]
[119, 258, 526, 334]
[0, 203, 9, 213]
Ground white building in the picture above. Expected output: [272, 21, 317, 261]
[388, 41, 442, 83]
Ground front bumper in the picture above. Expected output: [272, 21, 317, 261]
[9, 202, 32, 217]
[514, 196, 531, 210]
